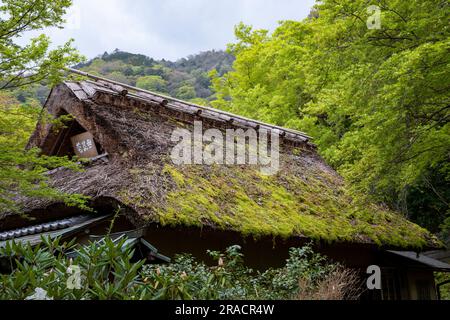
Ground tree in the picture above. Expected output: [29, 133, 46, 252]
[176, 84, 196, 100]
[0, 0, 83, 89]
[136, 75, 168, 93]
[108, 71, 133, 85]
[0, 93, 88, 213]
[0, 0, 87, 213]
[212, 1, 450, 240]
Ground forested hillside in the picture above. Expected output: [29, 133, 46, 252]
[77, 49, 234, 103]
[10, 49, 234, 106]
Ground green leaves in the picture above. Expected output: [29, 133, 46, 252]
[136, 75, 168, 93]
[0, 238, 357, 300]
[0, 1, 87, 214]
[212, 0, 450, 239]
[0, 237, 148, 300]
[0, 0, 85, 89]
[0, 93, 89, 213]
[140, 243, 345, 300]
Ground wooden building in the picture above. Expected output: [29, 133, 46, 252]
[0, 70, 448, 300]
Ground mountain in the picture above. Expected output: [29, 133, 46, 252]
[10, 49, 234, 106]
[75, 49, 235, 102]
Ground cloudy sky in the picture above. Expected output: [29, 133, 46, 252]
[21, 0, 316, 61]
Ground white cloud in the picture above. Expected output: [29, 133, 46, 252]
[18, 0, 316, 61]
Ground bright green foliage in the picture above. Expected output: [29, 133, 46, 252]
[189, 97, 210, 105]
[211, 1, 450, 239]
[0, 93, 88, 213]
[0, 0, 84, 89]
[176, 84, 196, 100]
[0, 1, 86, 214]
[0, 237, 349, 300]
[136, 75, 168, 93]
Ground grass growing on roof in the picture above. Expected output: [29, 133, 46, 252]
[153, 163, 437, 248]
[118, 161, 440, 249]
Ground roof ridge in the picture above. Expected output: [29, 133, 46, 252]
[67, 68, 313, 142]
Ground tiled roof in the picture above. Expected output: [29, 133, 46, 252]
[0, 215, 110, 246]
[387, 250, 450, 271]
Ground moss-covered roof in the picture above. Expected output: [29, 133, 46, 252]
[13, 81, 443, 250]
[119, 160, 439, 249]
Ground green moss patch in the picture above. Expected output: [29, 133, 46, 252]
[118, 160, 440, 249]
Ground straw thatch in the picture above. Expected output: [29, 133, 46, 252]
[4, 78, 442, 250]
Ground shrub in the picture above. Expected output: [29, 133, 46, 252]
[0, 237, 147, 300]
[0, 237, 362, 300]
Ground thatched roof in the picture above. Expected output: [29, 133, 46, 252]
[7, 73, 442, 250]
